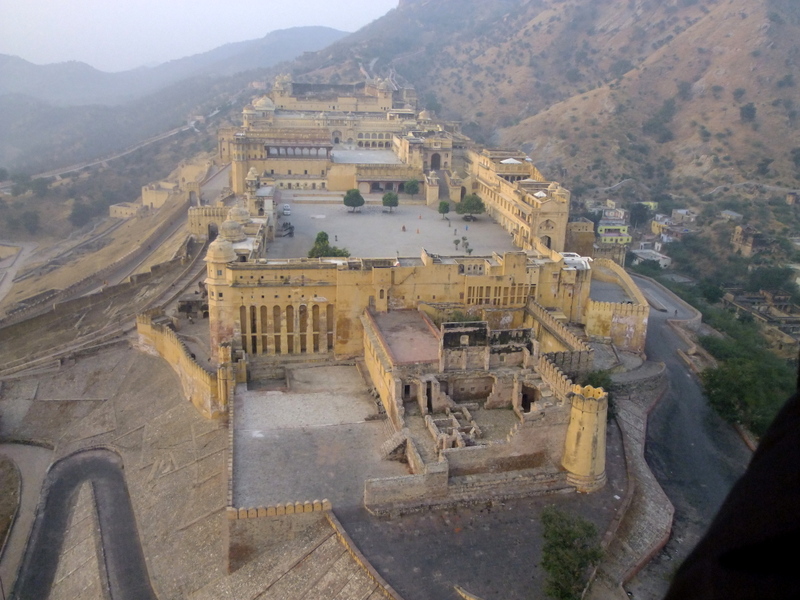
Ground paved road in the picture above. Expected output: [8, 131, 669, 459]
[628, 276, 752, 593]
[11, 449, 157, 600]
[0, 444, 53, 596]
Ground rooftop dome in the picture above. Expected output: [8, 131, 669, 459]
[253, 96, 275, 111]
[228, 203, 251, 225]
[205, 238, 236, 264]
[219, 218, 246, 243]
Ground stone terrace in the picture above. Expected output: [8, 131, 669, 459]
[232, 365, 407, 509]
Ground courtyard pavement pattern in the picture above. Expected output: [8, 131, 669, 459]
[233, 365, 408, 509]
[268, 193, 518, 260]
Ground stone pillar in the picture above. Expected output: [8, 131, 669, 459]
[562, 386, 607, 493]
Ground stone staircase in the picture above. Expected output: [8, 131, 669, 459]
[189, 516, 397, 600]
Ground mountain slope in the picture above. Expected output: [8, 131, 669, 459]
[0, 27, 349, 171]
[0, 27, 348, 106]
[286, 0, 800, 200]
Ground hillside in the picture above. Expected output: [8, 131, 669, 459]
[0, 27, 348, 173]
[0, 27, 348, 106]
[286, 0, 800, 203]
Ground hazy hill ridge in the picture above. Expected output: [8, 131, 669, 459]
[0, 27, 348, 172]
[0, 26, 348, 106]
[287, 0, 800, 198]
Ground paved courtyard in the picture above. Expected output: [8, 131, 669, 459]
[269, 193, 519, 260]
[233, 365, 407, 509]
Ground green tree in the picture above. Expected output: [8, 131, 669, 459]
[343, 189, 364, 212]
[701, 357, 793, 435]
[677, 80, 692, 101]
[740, 102, 757, 122]
[30, 178, 50, 197]
[438, 201, 450, 219]
[382, 191, 399, 213]
[790, 147, 800, 169]
[456, 194, 486, 216]
[69, 201, 96, 228]
[453, 238, 461, 251]
[629, 203, 652, 228]
[404, 179, 420, 198]
[20, 210, 40, 234]
[308, 231, 350, 258]
[540, 506, 603, 600]
[746, 266, 795, 293]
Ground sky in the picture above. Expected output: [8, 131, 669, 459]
[0, 0, 398, 72]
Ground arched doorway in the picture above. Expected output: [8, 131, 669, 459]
[371, 182, 383, 192]
[460, 186, 467, 200]
[430, 153, 441, 171]
[208, 223, 218, 241]
[541, 236, 552, 249]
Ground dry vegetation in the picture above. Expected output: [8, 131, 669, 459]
[291, 0, 800, 206]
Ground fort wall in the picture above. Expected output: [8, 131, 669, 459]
[584, 259, 649, 353]
[136, 312, 229, 419]
[584, 300, 649, 354]
[525, 299, 593, 362]
[592, 259, 649, 305]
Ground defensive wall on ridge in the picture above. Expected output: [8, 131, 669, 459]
[1, 196, 191, 327]
[135, 312, 234, 419]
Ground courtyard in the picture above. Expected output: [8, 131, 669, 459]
[266, 192, 519, 260]
[232, 365, 408, 509]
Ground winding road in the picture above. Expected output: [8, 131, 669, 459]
[631, 276, 753, 587]
[11, 449, 157, 600]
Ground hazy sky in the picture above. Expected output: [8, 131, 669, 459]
[0, 0, 398, 72]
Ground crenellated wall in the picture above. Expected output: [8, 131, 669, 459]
[544, 350, 593, 379]
[525, 299, 593, 362]
[583, 259, 649, 353]
[136, 312, 231, 419]
[584, 300, 649, 354]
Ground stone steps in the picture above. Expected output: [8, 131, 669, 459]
[188, 517, 389, 600]
[188, 519, 333, 600]
[380, 430, 407, 461]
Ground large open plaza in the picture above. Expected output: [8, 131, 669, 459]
[266, 191, 518, 259]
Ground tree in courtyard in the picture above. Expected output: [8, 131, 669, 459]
[343, 189, 364, 212]
[438, 201, 450, 219]
[453, 238, 461, 251]
[382, 191, 399, 213]
[540, 506, 603, 600]
[404, 179, 420, 198]
[456, 194, 486, 216]
[308, 231, 350, 258]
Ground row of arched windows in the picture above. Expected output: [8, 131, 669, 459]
[238, 304, 335, 355]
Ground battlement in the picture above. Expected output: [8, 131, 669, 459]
[136, 312, 231, 419]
